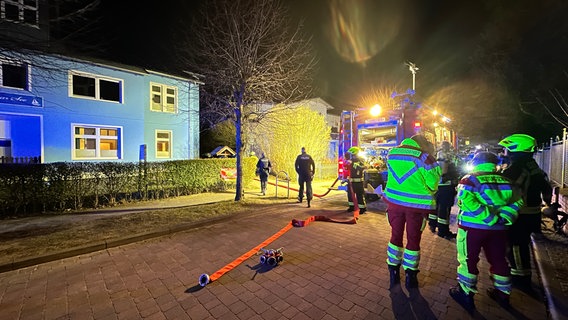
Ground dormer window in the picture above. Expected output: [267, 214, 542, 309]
[1, 0, 39, 27]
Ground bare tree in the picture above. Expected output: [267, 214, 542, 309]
[177, 0, 316, 201]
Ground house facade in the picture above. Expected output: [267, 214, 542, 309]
[0, 0, 200, 164]
[0, 52, 200, 163]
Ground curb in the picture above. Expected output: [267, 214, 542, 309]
[0, 213, 237, 274]
[532, 233, 568, 320]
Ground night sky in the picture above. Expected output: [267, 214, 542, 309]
[92, 0, 568, 143]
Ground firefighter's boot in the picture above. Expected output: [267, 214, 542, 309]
[437, 224, 456, 240]
[449, 285, 475, 314]
[388, 265, 400, 289]
[487, 287, 510, 309]
[405, 269, 419, 289]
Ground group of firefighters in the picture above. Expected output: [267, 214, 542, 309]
[344, 133, 552, 313]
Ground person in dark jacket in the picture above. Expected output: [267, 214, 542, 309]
[429, 140, 460, 239]
[345, 146, 367, 214]
[256, 153, 272, 195]
[295, 147, 315, 208]
[499, 134, 553, 291]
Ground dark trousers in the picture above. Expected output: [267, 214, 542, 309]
[347, 181, 366, 210]
[259, 172, 268, 193]
[429, 184, 456, 231]
[508, 214, 540, 277]
[298, 175, 313, 201]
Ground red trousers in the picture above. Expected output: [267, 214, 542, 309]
[387, 204, 430, 251]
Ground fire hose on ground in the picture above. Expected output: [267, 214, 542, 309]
[197, 179, 358, 287]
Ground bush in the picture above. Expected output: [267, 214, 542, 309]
[0, 157, 257, 217]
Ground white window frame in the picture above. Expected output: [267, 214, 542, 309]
[68, 71, 124, 103]
[72, 124, 122, 160]
[155, 130, 172, 159]
[150, 82, 177, 113]
[0, 58, 31, 90]
[0, 0, 39, 27]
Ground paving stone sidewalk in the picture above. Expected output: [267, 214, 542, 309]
[0, 193, 561, 319]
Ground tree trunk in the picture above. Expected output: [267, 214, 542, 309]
[234, 87, 244, 201]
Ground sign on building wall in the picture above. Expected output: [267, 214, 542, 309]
[0, 92, 43, 107]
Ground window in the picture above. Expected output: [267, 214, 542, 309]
[1, 0, 38, 26]
[156, 130, 172, 158]
[73, 125, 121, 160]
[69, 71, 123, 103]
[150, 83, 177, 113]
[0, 60, 29, 90]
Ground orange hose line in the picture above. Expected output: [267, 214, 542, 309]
[209, 222, 293, 282]
[201, 180, 359, 286]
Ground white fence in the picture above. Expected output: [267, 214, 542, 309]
[534, 128, 568, 188]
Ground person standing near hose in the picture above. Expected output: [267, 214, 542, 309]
[384, 135, 441, 289]
[345, 146, 367, 214]
[498, 134, 552, 291]
[295, 147, 315, 208]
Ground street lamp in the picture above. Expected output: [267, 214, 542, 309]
[406, 61, 419, 91]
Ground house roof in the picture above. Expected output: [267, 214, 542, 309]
[288, 97, 334, 110]
[211, 146, 236, 157]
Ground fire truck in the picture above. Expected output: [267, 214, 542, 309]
[337, 91, 456, 200]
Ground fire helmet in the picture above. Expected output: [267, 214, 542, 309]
[471, 151, 499, 166]
[347, 146, 360, 155]
[498, 134, 536, 153]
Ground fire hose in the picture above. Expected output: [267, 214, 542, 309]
[197, 180, 359, 287]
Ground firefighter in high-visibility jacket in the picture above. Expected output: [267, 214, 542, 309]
[346, 147, 367, 214]
[449, 152, 523, 312]
[384, 135, 441, 289]
[498, 134, 552, 290]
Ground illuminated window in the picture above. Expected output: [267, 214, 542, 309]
[69, 71, 123, 103]
[0, 59, 29, 90]
[156, 130, 171, 158]
[150, 83, 177, 113]
[73, 125, 121, 159]
[0, 0, 38, 27]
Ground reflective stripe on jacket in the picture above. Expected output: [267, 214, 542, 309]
[457, 163, 523, 230]
[384, 138, 442, 210]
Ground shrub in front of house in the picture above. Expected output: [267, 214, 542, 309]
[0, 157, 256, 217]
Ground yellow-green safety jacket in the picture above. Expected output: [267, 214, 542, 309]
[456, 163, 523, 230]
[384, 138, 442, 210]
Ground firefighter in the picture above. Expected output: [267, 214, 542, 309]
[295, 147, 316, 208]
[384, 135, 442, 289]
[429, 141, 460, 239]
[498, 134, 552, 290]
[345, 146, 367, 214]
[449, 152, 523, 313]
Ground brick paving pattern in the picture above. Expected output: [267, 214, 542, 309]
[1, 193, 559, 319]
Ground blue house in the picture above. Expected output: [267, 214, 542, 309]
[0, 0, 200, 163]
[0, 52, 200, 163]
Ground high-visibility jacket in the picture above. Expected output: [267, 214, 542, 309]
[384, 138, 442, 210]
[457, 163, 523, 230]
